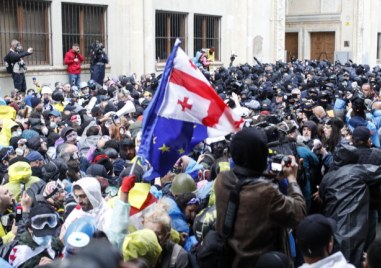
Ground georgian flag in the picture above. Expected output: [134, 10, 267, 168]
[9, 244, 55, 267]
[138, 39, 243, 180]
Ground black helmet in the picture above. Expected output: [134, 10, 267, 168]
[52, 90, 64, 102]
[88, 79, 96, 90]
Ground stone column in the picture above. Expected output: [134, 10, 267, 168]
[354, 0, 378, 66]
[274, 0, 286, 61]
[143, 0, 154, 74]
[51, 1, 63, 66]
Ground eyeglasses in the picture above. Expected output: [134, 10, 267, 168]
[1, 148, 14, 161]
[31, 213, 58, 230]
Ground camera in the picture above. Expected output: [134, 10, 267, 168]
[268, 154, 292, 173]
[94, 42, 104, 55]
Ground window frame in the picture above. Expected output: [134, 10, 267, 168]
[0, 0, 51, 65]
[61, 3, 108, 64]
[155, 11, 187, 62]
[193, 14, 221, 61]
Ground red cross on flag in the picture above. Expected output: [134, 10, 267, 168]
[157, 44, 243, 136]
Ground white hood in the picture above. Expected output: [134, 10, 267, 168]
[74, 177, 104, 212]
[72, 177, 110, 231]
[298, 252, 355, 268]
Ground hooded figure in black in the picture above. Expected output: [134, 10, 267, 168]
[90, 41, 109, 85]
[319, 145, 381, 268]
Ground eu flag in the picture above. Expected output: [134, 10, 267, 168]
[138, 39, 243, 181]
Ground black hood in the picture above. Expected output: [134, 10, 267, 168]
[332, 145, 359, 170]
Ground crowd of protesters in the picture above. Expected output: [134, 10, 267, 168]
[0, 44, 380, 268]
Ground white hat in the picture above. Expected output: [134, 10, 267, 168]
[80, 82, 88, 89]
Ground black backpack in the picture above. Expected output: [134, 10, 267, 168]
[196, 176, 260, 268]
[4, 52, 13, 73]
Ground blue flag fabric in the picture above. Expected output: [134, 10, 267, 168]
[138, 39, 243, 181]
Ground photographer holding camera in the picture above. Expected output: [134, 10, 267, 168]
[90, 41, 109, 85]
[5, 40, 33, 92]
[213, 127, 306, 268]
[64, 43, 84, 87]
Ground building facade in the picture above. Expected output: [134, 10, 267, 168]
[0, 0, 285, 95]
[285, 0, 381, 66]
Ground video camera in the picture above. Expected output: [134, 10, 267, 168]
[91, 41, 104, 55]
[268, 154, 292, 174]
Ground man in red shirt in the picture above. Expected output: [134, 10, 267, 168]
[64, 43, 84, 87]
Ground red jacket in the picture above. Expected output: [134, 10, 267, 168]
[64, 49, 84, 74]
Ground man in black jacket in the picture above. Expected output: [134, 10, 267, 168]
[7, 40, 33, 92]
[352, 126, 381, 250]
[319, 144, 381, 267]
[90, 41, 109, 85]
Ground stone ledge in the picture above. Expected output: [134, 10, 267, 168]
[0, 64, 111, 78]
[286, 14, 341, 23]
[155, 61, 224, 72]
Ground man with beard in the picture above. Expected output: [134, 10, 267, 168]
[120, 138, 136, 162]
[60, 176, 135, 248]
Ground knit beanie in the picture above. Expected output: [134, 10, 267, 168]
[230, 128, 268, 173]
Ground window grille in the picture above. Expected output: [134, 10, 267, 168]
[194, 15, 221, 61]
[62, 3, 107, 64]
[0, 0, 51, 65]
[155, 11, 187, 62]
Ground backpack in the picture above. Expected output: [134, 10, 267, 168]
[196, 177, 260, 268]
[4, 53, 13, 73]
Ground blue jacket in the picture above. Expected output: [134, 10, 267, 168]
[166, 197, 189, 234]
[347, 115, 380, 147]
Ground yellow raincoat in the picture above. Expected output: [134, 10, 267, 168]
[0, 119, 18, 147]
[122, 229, 162, 265]
[5, 161, 40, 202]
[0, 106, 16, 121]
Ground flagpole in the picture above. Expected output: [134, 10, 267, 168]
[129, 155, 140, 176]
